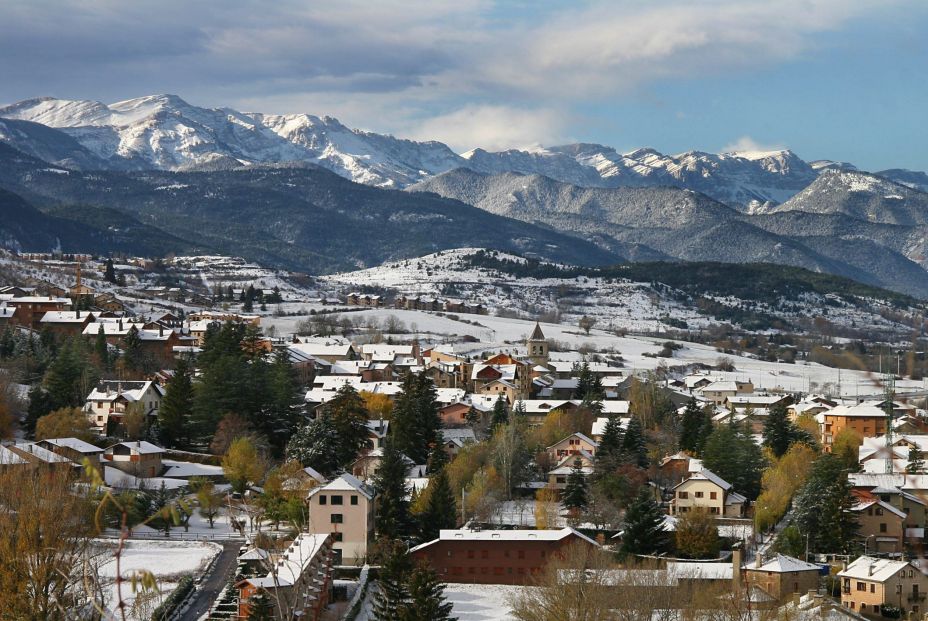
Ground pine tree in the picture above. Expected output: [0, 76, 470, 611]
[373, 440, 413, 540]
[94, 324, 109, 371]
[397, 563, 456, 621]
[426, 441, 449, 474]
[793, 453, 858, 553]
[286, 416, 340, 476]
[762, 402, 795, 458]
[620, 487, 667, 556]
[262, 349, 301, 455]
[246, 590, 275, 620]
[465, 405, 481, 427]
[562, 458, 589, 512]
[702, 420, 765, 500]
[372, 541, 413, 621]
[621, 416, 648, 467]
[392, 372, 441, 464]
[103, 258, 117, 284]
[679, 398, 705, 454]
[322, 384, 372, 468]
[0, 326, 14, 359]
[907, 445, 925, 474]
[420, 469, 457, 541]
[25, 385, 54, 436]
[159, 357, 194, 448]
[597, 415, 624, 463]
[490, 394, 509, 429]
[574, 362, 594, 399]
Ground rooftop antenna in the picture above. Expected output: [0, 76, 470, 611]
[885, 371, 896, 474]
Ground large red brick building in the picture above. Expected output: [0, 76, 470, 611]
[409, 527, 599, 585]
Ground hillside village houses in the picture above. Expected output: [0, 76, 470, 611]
[12, 266, 928, 617]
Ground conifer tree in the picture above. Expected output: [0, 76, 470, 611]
[322, 384, 372, 468]
[94, 324, 110, 371]
[0, 326, 14, 359]
[420, 469, 457, 541]
[621, 416, 648, 467]
[373, 440, 413, 540]
[103, 258, 117, 283]
[562, 458, 589, 512]
[392, 372, 441, 464]
[372, 541, 413, 621]
[159, 357, 194, 448]
[246, 590, 274, 620]
[620, 487, 667, 556]
[907, 445, 925, 474]
[426, 441, 449, 474]
[286, 416, 340, 476]
[597, 415, 624, 464]
[465, 405, 481, 427]
[793, 453, 858, 553]
[261, 348, 301, 455]
[762, 402, 795, 458]
[397, 563, 456, 621]
[703, 420, 764, 500]
[679, 398, 705, 453]
[490, 394, 509, 429]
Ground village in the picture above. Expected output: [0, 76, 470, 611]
[3, 251, 928, 621]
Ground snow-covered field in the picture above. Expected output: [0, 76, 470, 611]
[95, 539, 220, 620]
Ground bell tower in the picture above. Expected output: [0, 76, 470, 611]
[526, 321, 549, 368]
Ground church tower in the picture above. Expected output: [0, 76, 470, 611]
[526, 321, 549, 368]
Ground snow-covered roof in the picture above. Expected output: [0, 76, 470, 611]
[591, 416, 630, 437]
[161, 460, 225, 478]
[245, 533, 330, 589]
[547, 432, 598, 450]
[86, 380, 162, 404]
[666, 561, 733, 580]
[40, 310, 94, 323]
[106, 441, 164, 455]
[409, 527, 598, 554]
[0, 445, 29, 465]
[308, 473, 374, 500]
[40, 437, 102, 454]
[750, 554, 822, 574]
[676, 468, 733, 491]
[838, 556, 919, 583]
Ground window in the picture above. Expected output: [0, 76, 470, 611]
[695, 491, 704, 498]
[331, 513, 343, 524]
[319, 495, 327, 505]
[880, 523, 887, 533]
[710, 492, 717, 500]
[351, 495, 358, 506]
[333, 532, 343, 542]
[871, 584, 875, 593]
[481, 550, 489, 559]
[331, 495, 344, 505]
[898, 584, 904, 594]
[678, 491, 689, 499]
[876, 507, 883, 516]
[857, 582, 866, 592]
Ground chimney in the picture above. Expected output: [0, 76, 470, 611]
[869, 563, 875, 576]
[118, 318, 123, 330]
[731, 544, 743, 594]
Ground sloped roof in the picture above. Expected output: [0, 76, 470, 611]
[751, 554, 822, 573]
[838, 556, 917, 582]
[308, 472, 375, 500]
[529, 322, 546, 341]
[409, 527, 596, 554]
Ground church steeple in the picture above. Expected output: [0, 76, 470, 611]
[526, 321, 549, 368]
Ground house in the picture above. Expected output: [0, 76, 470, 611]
[546, 432, 598, 464]
[35, 437, 103, 467]
[349, 447, 417, 481]
[671, 469, 747, 517]
[408, 527, 599, 585]
[744, 554, 823, 602]
[440, 428, 477, 458]
[84, 380, 165, 433]
[289, 338, 358, 364]
[516, 399, 578, 426]
[366, 419, 390, 449]
[822, 402, 897, 452]
[103, 441, 165, 478]
[5, 296, 72, 329]
[852, 482, 928, 540]
[837, 556, 928, 617]
[476, 378, 517, 403]
[306, 474, 376, 565]
[850, 491, 907, 554]
[5, 442, 76, 472]
[658, 452, 704, 488]
[39, 310, 96, 338]
[699, 380, 754, 405]
[547, 452, 594, 490]
[236, 533, 334, 621]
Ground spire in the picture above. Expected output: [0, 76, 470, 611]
[529, 321, 545, 341]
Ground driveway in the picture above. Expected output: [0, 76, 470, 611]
[177, 540, 242, 621]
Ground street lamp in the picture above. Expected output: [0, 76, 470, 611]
[865, 534, 875, 555]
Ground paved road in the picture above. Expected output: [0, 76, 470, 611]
[177, 541, 242, 621]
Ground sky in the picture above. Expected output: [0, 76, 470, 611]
[1, 0, 926, 171]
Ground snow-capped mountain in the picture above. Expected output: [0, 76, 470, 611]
[463, 144, 818, 210]
[0, 94, 925, 210]
[0, 95, 464, 186]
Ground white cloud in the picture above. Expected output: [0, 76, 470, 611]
[721, 136, 787, 154]
[407, 105, 569, 153]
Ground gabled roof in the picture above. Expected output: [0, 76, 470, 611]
[674, 468, 733, 491]
[409, 527, 596, 554]
[838, 556, 919, 583]
[39, 437, 102, 454]
[308, 472, 374, 500]
[547, 432, 598, 450]
[106, 441, 165, 455]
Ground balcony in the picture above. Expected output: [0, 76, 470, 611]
[907, 593, 926, 603]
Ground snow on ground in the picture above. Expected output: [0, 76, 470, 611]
[443, 583, 524, 621]
[95, 539, 220, 620]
